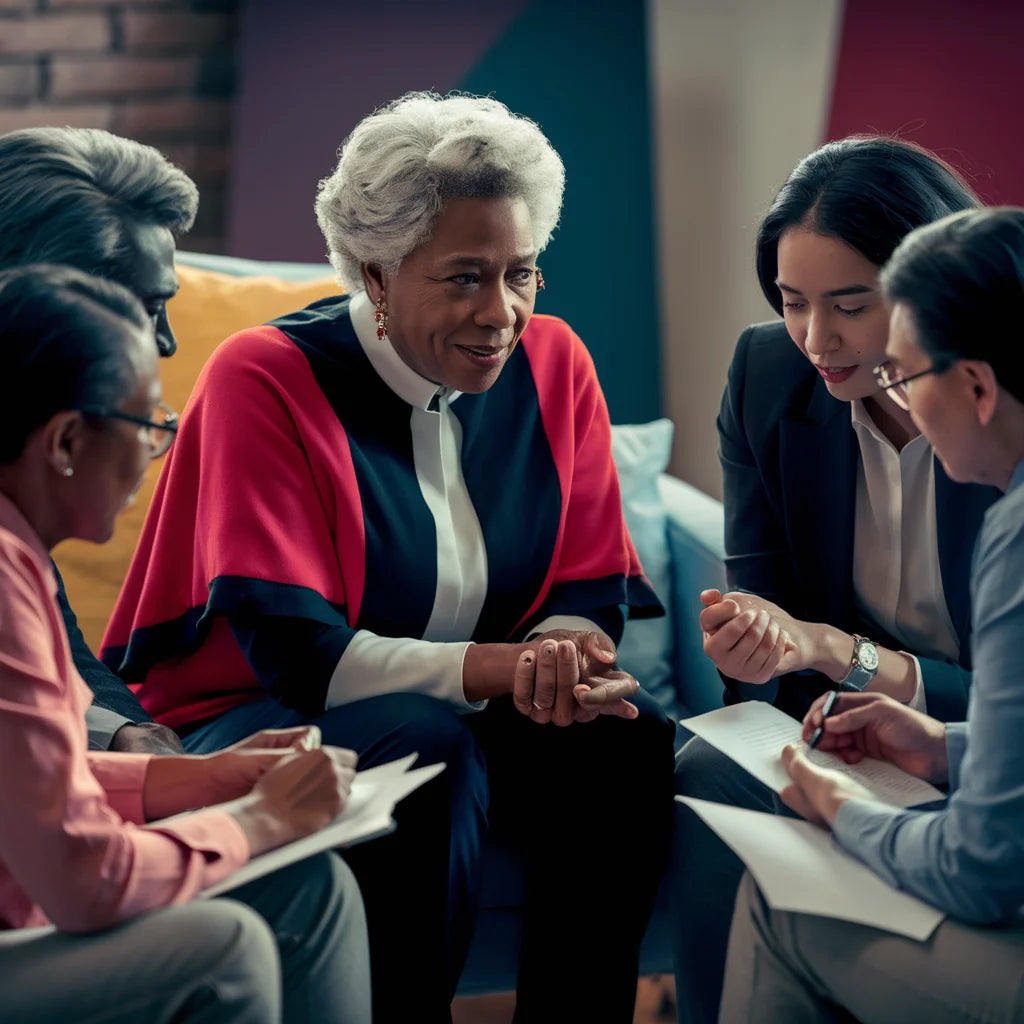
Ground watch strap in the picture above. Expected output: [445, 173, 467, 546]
[839, 634, 878, 692]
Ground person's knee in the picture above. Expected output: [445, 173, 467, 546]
[674, 735, 770, 806]
[306, 852, 368, 935]
[362, 694, 489, 810]
[202, 900, 279, 965]
[194, 900, 281, 1017]
[317, 695, 488, 853]
[382, 693, 484, 767]
[631, 685, 675, 723]
[316, 692, 484, 770]
[248, 853, 366, 939]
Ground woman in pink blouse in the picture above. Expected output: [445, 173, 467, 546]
[0, 265, 370, 1024]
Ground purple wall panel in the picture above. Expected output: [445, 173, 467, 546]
[227, 0, 527, 261]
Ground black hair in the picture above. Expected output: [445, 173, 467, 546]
[881, 206, 1024, 405]
[755, 136, 981, 314]
[0, 127, 197, 283]
[0, 264, 151, 464]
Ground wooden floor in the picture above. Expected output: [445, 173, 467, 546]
[451, 975, 676, 1024]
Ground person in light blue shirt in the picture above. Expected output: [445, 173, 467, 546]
[719, 206, 1024, 1023]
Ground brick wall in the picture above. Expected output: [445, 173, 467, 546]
[0, 0, 239, 252]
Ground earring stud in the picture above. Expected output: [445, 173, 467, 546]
[62, 466, 74, 478]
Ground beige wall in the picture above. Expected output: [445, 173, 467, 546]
[648, 0, 843, 497]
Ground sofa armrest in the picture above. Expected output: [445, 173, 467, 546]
[657, 474, 727, 716]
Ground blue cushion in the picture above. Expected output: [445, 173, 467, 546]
[658, 475, 727, 716]
[611, 419, 676, 714]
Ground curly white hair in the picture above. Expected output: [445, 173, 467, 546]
[315, 91, 565, 288]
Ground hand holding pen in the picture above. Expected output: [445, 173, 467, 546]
[800, 690, 950, 783]
[806, 689, 840, 750]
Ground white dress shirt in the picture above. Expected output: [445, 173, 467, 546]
[850, 399, 960, 711]
[326, 291, 597, 711]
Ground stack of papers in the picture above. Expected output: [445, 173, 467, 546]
[677, 702, 947, 940]
[681, 701, 944, 807]
[201, 754, 444, 898]
[676, 796, 945, 940]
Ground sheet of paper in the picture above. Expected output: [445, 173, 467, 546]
[677, 796, 945, 941]
[200, 757, 445, 898]
[681, 701, 944, 808]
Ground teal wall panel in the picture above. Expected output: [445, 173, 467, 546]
[457, 0, 662, 424]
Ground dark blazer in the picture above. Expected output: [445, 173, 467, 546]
[719, 321, 999, 722]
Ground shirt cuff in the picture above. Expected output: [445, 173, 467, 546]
[525, 615, 603, 640]
[86, 705, 136, 751]
[901, 653, 928, 713]
[327, 631, 481, 711]
[831, 796, 901, 880]
[87, 752, 153, 823]
[146, 807, 251, 887]
[944, 722, 968, 791]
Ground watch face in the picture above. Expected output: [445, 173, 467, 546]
[857, 641, 879, 672]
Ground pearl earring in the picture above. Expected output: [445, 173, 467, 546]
[62, 466, 74, 478]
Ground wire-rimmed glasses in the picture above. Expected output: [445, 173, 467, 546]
[79, 401, 179, 458]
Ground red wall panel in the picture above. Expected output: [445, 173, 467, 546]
[827, 0, 1024, 204]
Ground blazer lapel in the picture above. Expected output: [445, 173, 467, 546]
[778, 380, 858, 627]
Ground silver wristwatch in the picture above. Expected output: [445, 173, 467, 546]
[839, 634, 879, 691]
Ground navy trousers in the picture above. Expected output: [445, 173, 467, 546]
[185, 689, 675, 1024]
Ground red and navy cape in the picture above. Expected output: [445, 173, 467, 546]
[101, 295, 663, 729]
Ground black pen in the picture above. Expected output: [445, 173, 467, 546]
[807, 689, 840, 749]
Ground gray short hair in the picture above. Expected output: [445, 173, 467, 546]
[315, 92, 565, 287]
[0, 127, 197, 281]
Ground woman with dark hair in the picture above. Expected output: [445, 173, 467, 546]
[720, 205, 1024, 1023]
[671, 136, 999, 1024]
[0, 265, 370, 1024]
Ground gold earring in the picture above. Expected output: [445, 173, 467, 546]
[374, 295, 389, 341]
[535, 268, 545, 291]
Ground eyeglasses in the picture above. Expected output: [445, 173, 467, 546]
[79, 401, 179, 458]
[872, 360, 947, 412]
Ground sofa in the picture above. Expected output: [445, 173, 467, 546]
[54, 250, 728, 995]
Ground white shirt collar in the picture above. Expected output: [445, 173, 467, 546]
[349, 289, 462, 412]
[850, 397, 929, 455]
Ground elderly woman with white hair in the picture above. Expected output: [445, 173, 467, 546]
[103, 91, 676, 1022]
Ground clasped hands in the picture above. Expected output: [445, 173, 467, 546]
[512, 628, 639, 727]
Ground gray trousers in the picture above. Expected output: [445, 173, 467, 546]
[720, 872, 1024, 1024]
[0, 852, 371, 1024]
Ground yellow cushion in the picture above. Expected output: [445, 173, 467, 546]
[54, 263, 341, 651]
